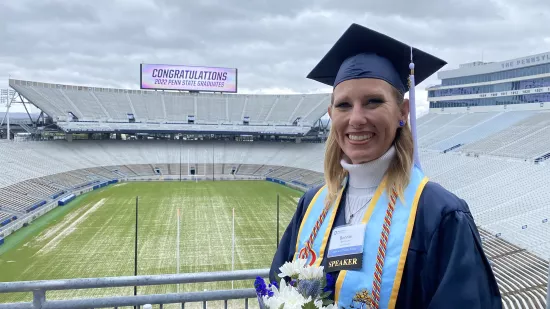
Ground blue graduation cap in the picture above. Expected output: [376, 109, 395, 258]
[307, 23, 447, 169]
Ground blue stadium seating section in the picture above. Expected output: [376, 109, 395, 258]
[265, 177, 286, 186]
[51, 191, 66, 199]
[58, 194, 76, 206]
[57, 180, 117, 206]
[26, 200, 47, 213]
[0, 216, 18, 227]
[76, 180, 101, 190]
[92, 180, 118, 190]
[290, 180, 309, 188]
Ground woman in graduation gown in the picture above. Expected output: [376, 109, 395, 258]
[270, 24, 502, 309]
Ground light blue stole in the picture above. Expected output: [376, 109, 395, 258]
[293, 167, 428, 309]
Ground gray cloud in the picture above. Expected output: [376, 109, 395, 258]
[1, 0, 549, 115]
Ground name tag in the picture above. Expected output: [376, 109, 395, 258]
[326, 224, 365, 272]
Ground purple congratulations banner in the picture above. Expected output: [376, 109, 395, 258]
[140, 64, 237, 93]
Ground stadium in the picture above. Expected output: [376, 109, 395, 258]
[0, 52, 549, 309]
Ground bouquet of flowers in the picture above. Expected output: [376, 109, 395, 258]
[254, 259, 337, 309]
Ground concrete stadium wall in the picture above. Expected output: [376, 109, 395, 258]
[0, 185, 96, 238]
[126, 175, 265, 182]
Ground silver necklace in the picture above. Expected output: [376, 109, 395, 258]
[347, 193, 372, 221]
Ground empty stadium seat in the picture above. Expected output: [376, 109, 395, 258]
[9, 79, 331, 128]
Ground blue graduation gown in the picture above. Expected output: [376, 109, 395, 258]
[270, 181, 503, 309]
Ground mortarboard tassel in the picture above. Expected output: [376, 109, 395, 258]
[408, 47, 422, 171]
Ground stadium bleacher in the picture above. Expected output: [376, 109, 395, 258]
[0, 211, 11, 224]
[480, 230, 549, 308]
[8, 79, 330, 128]
[419, 110, 550, 161]
[460, 112, 550, 157]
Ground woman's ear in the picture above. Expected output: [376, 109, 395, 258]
[401, 98, 410, 121]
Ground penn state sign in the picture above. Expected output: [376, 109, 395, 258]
[501, 53, 550, 69]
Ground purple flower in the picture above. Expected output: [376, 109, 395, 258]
[267, 282, 277, 297]
[297, 279, 322, 298]
[324, 273, 336, 293]
[254, 276, 268, 297]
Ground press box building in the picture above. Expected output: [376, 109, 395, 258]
[427, 52, 550, 113]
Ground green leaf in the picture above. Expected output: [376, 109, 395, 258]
[278, 304, 285, 309]
[271, 270, 282, 286]
[302, 300, 317, 309]
[322, 298, 334, 306]
[320, 291, 332, 299]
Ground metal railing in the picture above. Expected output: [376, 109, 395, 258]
[0, 268, 269, 309]
[547, 260, 550, 309]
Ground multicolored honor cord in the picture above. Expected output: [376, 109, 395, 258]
[298, 204, 330, 265]
[370, 186, 398, 308]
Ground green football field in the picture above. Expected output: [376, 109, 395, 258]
[0, 181, 302, 308]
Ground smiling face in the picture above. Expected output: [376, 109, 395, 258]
[328, 78, 409, 164]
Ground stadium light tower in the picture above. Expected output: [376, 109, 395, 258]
[179, 135, 182, 182]
[1, 88, 16, 140]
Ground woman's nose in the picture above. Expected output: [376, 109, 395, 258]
[349, 104, 367, 127]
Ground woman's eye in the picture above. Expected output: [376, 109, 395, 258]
[368, 98, 385, 104]
[334, 99, 384, 109]
[334, 102, 351, 108]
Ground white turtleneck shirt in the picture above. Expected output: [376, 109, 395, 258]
[340, 146, 396, 225]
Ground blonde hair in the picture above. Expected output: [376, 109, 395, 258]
[323, 87, 414, 206]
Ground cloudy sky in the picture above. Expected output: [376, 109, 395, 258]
[1, 0, 550, 115]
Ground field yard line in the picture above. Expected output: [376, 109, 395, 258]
[34, 202, 92, 242]
[234, 196, 255, 267]
[35, 198, 107, 256]
[212, 195, 231, 268]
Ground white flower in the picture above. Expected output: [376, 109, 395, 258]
[314, 299, 337, 309]
[263, 280, 311, 309]
[298, 265, 325, 280]
[278, 258, 307, 278]
[262, 293, 284, 308]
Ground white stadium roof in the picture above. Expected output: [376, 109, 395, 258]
[438, 51, 550, 79]
[9, 79, 331, 134]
